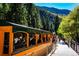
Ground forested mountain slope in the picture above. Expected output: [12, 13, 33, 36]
[37, 6, 70, 15]
[0, 3, 61, 32]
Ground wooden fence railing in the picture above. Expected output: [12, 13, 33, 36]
[68, 40, 79, 55]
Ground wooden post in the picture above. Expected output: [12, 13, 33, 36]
[26, 32, 29, 48]
[0, 26, 13, 56]
[35, 33, 39, 45]
[9, 32, 13, 55]
[0, 31, 4, 55]
[76, 43, 77, 52]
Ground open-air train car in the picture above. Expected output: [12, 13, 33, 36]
[0, 20, 56, 56]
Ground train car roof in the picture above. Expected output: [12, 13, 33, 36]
[8, 22, 51, 33]
[0, 20, 52, 33]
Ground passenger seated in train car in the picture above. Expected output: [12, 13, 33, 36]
[14, 37, 20, 49]
[14, 33, 20, 49]
[29, 33, 36, 46]
[30, 38, 36, 45]
[14, 32, 27, 52]
[19, 34, 26, 48]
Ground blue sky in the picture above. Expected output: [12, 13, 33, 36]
[35, 3, 79, 10]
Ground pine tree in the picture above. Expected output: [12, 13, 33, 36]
[0, 3, 10, 20]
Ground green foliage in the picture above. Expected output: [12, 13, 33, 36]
[0, 4, 10, 20]
[39, 9, 58, 31]
[0, 3, 61, 33]
[57, 6, 79, 41]
[53, 15, 61, 33]
[0, 3, 43, 29]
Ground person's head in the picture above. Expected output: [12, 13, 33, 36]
[19, 36, 23, 39]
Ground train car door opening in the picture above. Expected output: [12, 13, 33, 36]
[3, 32, 9, 54]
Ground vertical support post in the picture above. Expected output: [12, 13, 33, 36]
[68, 40, 70, 47]
[26, 32, 29, 48]
[0, 31, 4, 56]
[9, 32, 13, 55]
[76, 43, 77, 52]
[71, 39, 72, 48]
[35, 34, 39, 45]
[0, 26, 13, 56]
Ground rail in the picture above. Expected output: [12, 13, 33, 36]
[67, 40, 79, 55]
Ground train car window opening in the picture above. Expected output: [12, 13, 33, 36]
[38, 34, 42, 44]
[46, 36, 49, 42]
[13, 32, 27, 53]
[29, 33, 36, 46]
[42, 38, 45, 42]
[3, 32, 9, 54]
[30, 38, 36, 45]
